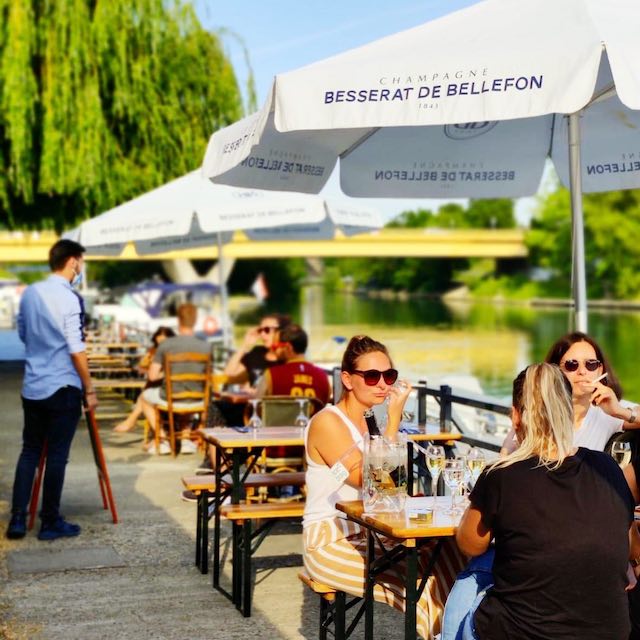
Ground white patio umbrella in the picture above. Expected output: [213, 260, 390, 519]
[202, 0, 640, 332]
[67, 171, 381, 346]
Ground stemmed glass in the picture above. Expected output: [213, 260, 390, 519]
[294, 398, 310, 428]
[252, 368, 264, 389]
[425, 445, 445, 509]
[467, 448, 486, 488]
[611, 441, 632, 468]
[247, 398, 262, 429]
[442, 458, 465, 516]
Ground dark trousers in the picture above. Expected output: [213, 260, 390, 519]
[11, 386, 82, 523]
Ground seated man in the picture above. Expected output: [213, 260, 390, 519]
[257, 323, 330, 408]
[257, 324, 329, 497]
[141, 303, 211, 454]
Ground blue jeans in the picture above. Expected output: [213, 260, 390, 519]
[441, 548, 495, 640]
[11, 386, 82, 523]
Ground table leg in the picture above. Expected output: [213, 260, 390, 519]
[364, 529, 375, 640]
[242, 519, 252, 617]
[404, 545, 418, 640]
[213, 446, 222, 589]
[199, 489, 209, 574]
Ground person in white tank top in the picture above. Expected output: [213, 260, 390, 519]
[501, 332, 638, 455]
[303, 335, 465, 640]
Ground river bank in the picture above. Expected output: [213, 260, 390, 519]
[361, 285, 640, 311]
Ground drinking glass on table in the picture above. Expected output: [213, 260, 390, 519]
[611, 441, 632, 469]
[294, 398, 310, 428]
[443, 458, 465, 516]
[467, 447, 486, 488]
[425, 445, 445, 509]
[247, 398, 262, 429]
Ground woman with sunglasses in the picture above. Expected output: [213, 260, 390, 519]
[450, 363, 634, 640]
[303, 335, 465, 640]
[501, 332, 639, 454]
[222, 313, 290, 387]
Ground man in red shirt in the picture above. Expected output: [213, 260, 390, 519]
[257, 323, 329, 408]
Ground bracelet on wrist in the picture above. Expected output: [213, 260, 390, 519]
[629, 407, 638, 424]
[85, 389, 96, 395]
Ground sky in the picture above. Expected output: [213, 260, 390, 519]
[194, 1, 539, 224]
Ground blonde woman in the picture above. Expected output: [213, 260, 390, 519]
[303, 335, 465, 640]
[448, 363, 634, 640]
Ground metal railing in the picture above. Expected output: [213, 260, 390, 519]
[332, 368, 507, 453]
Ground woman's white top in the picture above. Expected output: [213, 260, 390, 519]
[501, 404, 623, 453]
[303, 405, 364, 528]
[573, 405, 623, 451]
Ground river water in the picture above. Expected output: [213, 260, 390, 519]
[275, 287, 640, 402]
[3, 287, 640, 403]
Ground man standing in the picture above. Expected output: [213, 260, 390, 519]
[258, 323, 330, 406]
[140, 303, 211, 454]
[6, 239, 97, 541]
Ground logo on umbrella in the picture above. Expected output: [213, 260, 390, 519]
[444, 121, 498, 140]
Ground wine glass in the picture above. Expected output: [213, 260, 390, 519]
[611, 441, 632, 468]
[247, 398, 262, 429]
[252, 368, 264, 389]
[467, 448, 486, 488]
[425, 445, 445, 509]
[442, 458, 465, 516]
[294, 398, 310, 428]
[456, 453, 469, 499]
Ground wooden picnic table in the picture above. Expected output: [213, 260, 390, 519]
[337, 497, 462, 640]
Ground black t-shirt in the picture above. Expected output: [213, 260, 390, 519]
[240, 346, 279, 385]
[471, 448, 633, 640]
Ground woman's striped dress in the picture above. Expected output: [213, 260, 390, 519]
[303, 406, 465, 640]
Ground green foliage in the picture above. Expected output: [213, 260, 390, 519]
[0, 0, 243, 231]
[527, 188, 640, 299]
[327, 199, 515, 294]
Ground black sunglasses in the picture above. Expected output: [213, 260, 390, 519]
[351, 368, 399, 386]
[561, 359, 602, 372]
[258, 326, 278, 335]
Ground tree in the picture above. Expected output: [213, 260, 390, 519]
[527, 188, 640, 299]
[0, 0, 245, 231]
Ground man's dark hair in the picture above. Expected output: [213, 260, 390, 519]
[279, 323, 308, 355]
[49, 239, 85, 272]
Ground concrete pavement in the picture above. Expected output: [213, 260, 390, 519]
[0, 362, 402, 639]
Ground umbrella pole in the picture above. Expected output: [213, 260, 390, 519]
[568, 112, 588, 333]
[217, 233, 232, 350]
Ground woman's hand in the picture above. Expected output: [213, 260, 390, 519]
[589, 381, 624, 417]
[386, 378, 412, 431]
[241, 326, 260, 351]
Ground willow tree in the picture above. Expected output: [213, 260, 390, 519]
[0, 0, 246, 230]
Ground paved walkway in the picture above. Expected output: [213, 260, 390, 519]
[0, 362, 400, 639]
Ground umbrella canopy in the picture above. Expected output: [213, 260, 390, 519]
[67, 171, 382, 345]
[70, 171, 381, 254]
[202, 0, 640, 331]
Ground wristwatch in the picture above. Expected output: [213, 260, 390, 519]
[629, 407, 638, 424]
[632, 555, 640, 568]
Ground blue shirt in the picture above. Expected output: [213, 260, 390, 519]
[18, 274, 86, 399]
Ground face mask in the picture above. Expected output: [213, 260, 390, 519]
[72, 268, 83, 288]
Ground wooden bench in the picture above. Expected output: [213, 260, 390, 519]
[219, 501, 305, 617]
[298, 570, 364, 640]
[181, 471, 305, 574]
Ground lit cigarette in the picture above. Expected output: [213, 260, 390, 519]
[591, 372, 608, 384]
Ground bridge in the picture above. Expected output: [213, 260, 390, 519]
[0, 229, 527, 262]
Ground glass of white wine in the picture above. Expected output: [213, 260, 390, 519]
[425, 445, 445, 509]
[611, 441, 632, 468]
[442, 458, 465, 516]
[467, 448, 486, 488]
